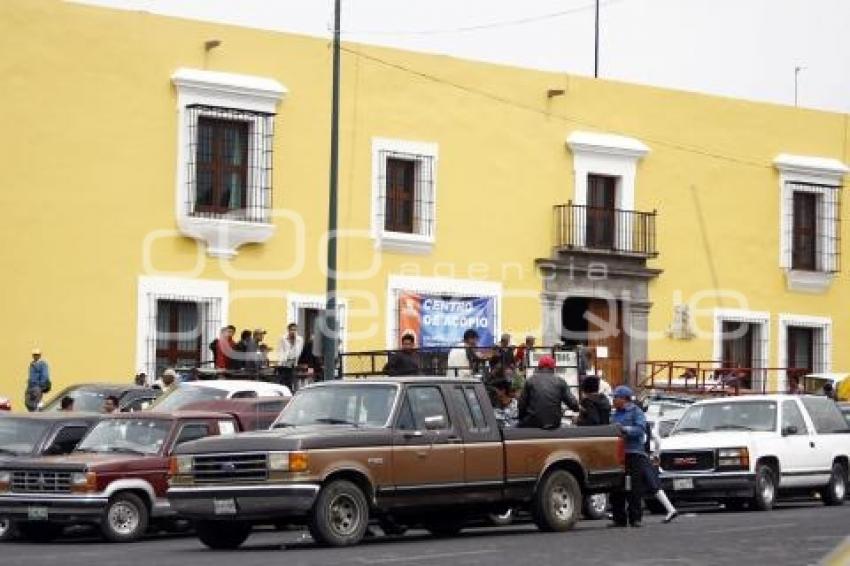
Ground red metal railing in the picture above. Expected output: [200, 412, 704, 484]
[635, 360, 811, 396]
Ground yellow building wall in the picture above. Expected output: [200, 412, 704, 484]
[1, 0, 848, 406]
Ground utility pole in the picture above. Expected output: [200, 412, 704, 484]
[794, 66, 804, 107]
[322, 0, 341, 381]
[594, 0, 600, 78]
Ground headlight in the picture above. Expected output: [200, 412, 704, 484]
[169, 455, 193, 476]
[717, 447, 749, 470]
[268, 451, 309, 473]
[70, 471, 97, 493]
[0, 470, 10, 493]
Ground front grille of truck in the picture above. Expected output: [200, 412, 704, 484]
[192, 453, 269, 483]
[11, 470, 73, 493]
[660, 450, 715, 472]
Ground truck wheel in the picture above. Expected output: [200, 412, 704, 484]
[196, 521, 252, 550]
[0, 516, 17, 541]
[532, 469, 582, 532]
[308, 480, 369, 547]
[582, 494, 608, 520]
[822, 463, 847, 506]
[100, 492, 149, 542]
[751, 464, 777, 511]
[17, 522, 62, 543]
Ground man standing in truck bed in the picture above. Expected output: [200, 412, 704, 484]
[518, 356, 579, 429]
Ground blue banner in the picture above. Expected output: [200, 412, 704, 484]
[418, 295, 496, 348]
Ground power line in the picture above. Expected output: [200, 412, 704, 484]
[340, 46, 771, 170]
[338, 0, 626, 36]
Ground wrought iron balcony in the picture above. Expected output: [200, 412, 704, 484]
[554, 202, 658, 258]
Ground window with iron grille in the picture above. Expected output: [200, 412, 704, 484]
[372, 139, 438, 252]
[781, 182, 841, 274]
[186, 105, 274, 223]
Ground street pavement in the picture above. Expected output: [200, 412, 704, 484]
[2, 502, 849, 566]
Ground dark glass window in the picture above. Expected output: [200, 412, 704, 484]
[195, 118, 249, 214]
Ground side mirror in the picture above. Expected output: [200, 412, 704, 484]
[782, 425, 798, 436]
[423, 415, 446, 431]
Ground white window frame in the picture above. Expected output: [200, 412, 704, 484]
[136, 276, 229, 378]
[286, 293, 349, 353]
[774, 153, 847, 293]
[385, 275, 502, 348]
[566, 132, 649, 249]
[371, 138, 439, 254]
[712, 308, 771, 391]
[171, 68, 287, 259]
[777, 314, 832, 391]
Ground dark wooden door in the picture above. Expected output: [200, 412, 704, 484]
[586, 175, 617, 250]
[385, 158, 416, 233]
[787, 327, 814, 375]
[586, 299, 624, 386]
[721, 321, 754, 389]
[792, 192, 817, 271]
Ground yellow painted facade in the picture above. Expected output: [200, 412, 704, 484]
[1, 0, 848, 406]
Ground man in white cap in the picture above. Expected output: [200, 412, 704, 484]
[25, 348, 51, 412]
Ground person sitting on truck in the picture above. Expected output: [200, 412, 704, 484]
[576, 375, 611, 426]
[610, 385, 647, 528]
[383, 333, 421, 377]
[491, 379, 519, 428]
[517, 356, 579, 429]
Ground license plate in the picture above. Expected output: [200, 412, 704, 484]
[213, 498, 237, 515]
[27, 506, 48, 521]
[673, 478, 694, 491]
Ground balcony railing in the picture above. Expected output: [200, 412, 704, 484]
[554, 202, 658, 258]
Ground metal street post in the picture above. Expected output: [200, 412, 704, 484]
[594, 0, 600, 78]
[322, 0, 341, 381]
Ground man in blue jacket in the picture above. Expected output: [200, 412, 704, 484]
[25, 348, 51, 412]
[610, 385, 647, 527]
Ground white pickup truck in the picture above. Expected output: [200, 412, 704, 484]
[658, 394, 849, 510]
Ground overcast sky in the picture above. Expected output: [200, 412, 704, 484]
[76, 0, 850, 113]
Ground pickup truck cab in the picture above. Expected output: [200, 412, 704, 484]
[0, 412, 104, 540]
[659, 394, 849, 510]
[168, 377, 624, 549]
[0, 410, 241, 543]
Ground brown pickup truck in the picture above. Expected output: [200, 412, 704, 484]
[168, 377, 624, 548]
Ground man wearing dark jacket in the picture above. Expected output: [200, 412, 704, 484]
[518, 356, 579, 429]
[383, 333, 421, 376]
[576, 375, 611, 426]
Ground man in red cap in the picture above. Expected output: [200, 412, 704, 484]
[517, 355, 579, 429]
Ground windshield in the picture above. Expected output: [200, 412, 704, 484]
[42, 387, 119, 412]
[149, 384, 227, 412]
[0, 418, 52, 455]
[673, 401, 777, 434]
[76, 419, 171, 455]
[274, 385, 397, 428]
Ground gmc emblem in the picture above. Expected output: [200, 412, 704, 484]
[673, 457, 699, 466]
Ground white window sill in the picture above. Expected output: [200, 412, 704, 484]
[178, 215, 276, 259]
[785, 269, 834, 293]
[374, 232, 434, 255]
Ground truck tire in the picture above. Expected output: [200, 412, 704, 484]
[100, 492, 149, 542]
[532, 469, 582, 532]
[308, 479, 369, 547]
[0, 516, 17, 541]
[821, 463, 847, 506]
[751, 464, 777, 511]
[17, 522, 62, 543]
[582, 494, 609, 520]
[196, 521, 252, 550]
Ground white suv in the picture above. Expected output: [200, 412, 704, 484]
[659, 394, 849, 510]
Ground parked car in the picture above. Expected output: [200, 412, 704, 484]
[659, 394, 849, 511]
[0, 397, 11, 411]
[182, 397, 290, 432]
[0, 412, 105, 541]
[167, 377, 625, 549]
[149, 380, 291, 413]
[838, 403, 850, 427]
[42, 384, 161, 413]
[0, 410, 252, 543]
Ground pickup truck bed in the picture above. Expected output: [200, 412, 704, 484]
[168, 377, 624, 548]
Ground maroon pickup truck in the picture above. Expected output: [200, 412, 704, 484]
[0, 410, 242, 542]
[169, 377, 625, 548]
